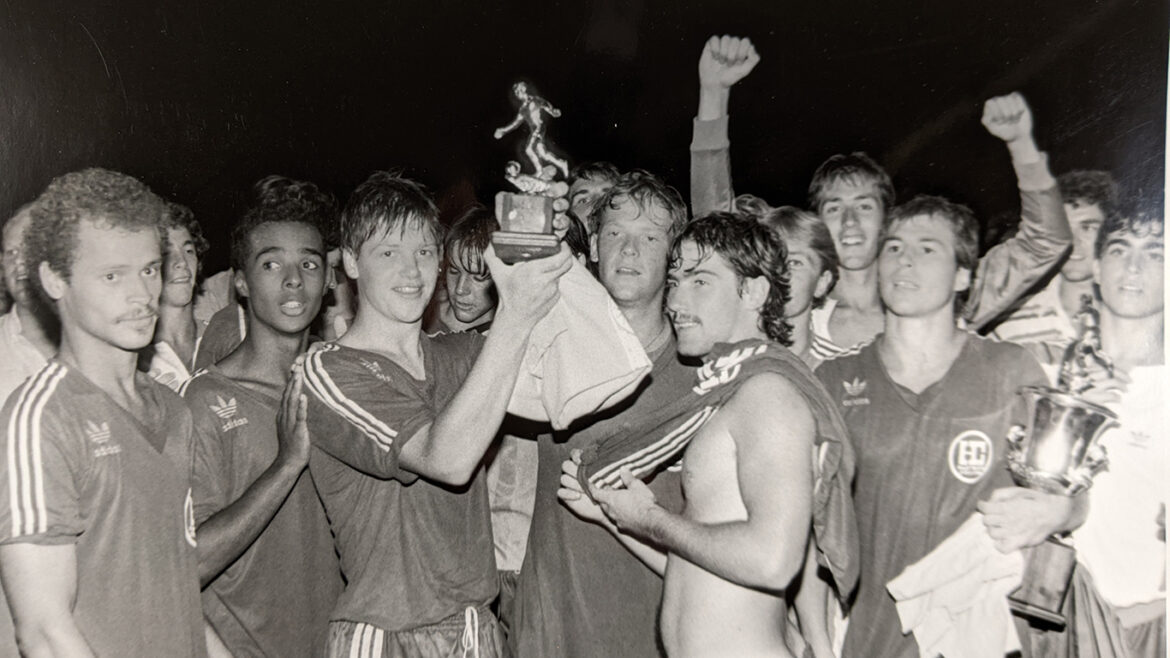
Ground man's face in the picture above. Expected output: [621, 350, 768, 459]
[783, 240, 832, 318]
[444, 242, 496, 326]
[590, 195, 672, 309]
[667, 240, 759, 357]
[818, 177, 885, 271]
[343, 222, 440, 326]
[1094, 228, 1164, 320]
[2, 211, 33, 308]
[161, 227, 198, 308]
[569, 176, 612, 228]
[49, 220, 162, 352]
[238, 222, 327, 336]
[878, 214, 970, 319]
[1061, 202, 1104, 282]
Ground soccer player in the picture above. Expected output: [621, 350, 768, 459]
[433, 205, 499, 334]
[510, 170, 693, 658]
[0, 204, 57, 401]
[815, 195, 1085, 657]
[1069, 201, 1164, 654]
[142, 202, 209, 390]
[991, 170, 1118, 343]
[0, 168, 206, 656]
[568, 161, 621, 232]
[562, 212, 853, 657]
[182, 178, 343, 656]
[298, 172, 572, 657]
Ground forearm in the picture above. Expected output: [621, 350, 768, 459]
[11, 619, 94, 658]
[643, 507, 803, 590]
[690, 114, 734, 217]
[196, 457, 305, 586]
[795, 544, 836, 658]
[601, 516, 667, 575]
[406, 320, 533, 483]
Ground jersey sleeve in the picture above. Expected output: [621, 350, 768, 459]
[299, 346, 431, 483]
[690, 115, 735, 217]
[0, 366, 85, 545]
[182, 381, 232, 525]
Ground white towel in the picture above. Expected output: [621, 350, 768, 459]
[887, 513, 1025, 658]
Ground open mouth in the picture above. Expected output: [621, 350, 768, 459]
[280, 300, 307, 315]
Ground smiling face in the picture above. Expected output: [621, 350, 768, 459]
[1095, 228, 1164, 320]
[783, 239, 833, 318]
[819, 177, 885, 271]
[343, 221, 440, 326]
[590, 194, 673, 309]
[43, 219, 163, 353]
[878, 214, 971, 319]
[667, 240, 764, 357]
[237, 221, 327, 336]
[1061, 202, 1105, 282]
[161, 227, 199, 308]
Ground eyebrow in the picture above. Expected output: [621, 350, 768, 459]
[669, 267, 720, 280]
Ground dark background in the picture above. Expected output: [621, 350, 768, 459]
[1, 0, 1165, 273]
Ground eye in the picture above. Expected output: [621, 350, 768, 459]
[105, 272, 119, 282]
[1149, 251, 1164, 263]
[665, 279, 678, 289]
[262, 261, 281, 271]
[143, 265, 159, 277]
[859, 202, 876, 212]
[922, 245, 935, 254]
[1106, 245, 1126, 257]
[787, 259, 805, 270]
[884, 243, 901, 254]
[418, 248, 434, 257]
[302, 260, 320, 271]
[822, 204, 841, 216]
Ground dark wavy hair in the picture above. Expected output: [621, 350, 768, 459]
[340, 171, 441, 256]
[444, 204, 499, 277]
[808, 152, 895, 215]
[569, 161, 621, 186]
[25, 168, 166, 308]
[1058, 170, 1118, 212]
[671, 211, 792, 346]
[761, 205, 839, 308]
[1095, 197, 1164, 259]
[230, 175, 336, 271]
[160, 202, 210, 279]
[587, 169, 688, 236]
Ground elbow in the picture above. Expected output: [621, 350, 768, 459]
[12, 620, 65, 658]
[755, 551, 804, 592]
[425, 462, 477, 488]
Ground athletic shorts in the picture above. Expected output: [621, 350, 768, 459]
[327, 604, 505, 658]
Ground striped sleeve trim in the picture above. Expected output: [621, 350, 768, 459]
[590, 406, 716, 489]
[301, 344, 397, 452]
[348, 622, 385, 658]
[6, 363, 68, 538]
[177, 368, 210, 397]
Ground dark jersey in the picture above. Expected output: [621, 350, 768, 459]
[299, 333, 497, 632]
[817, 336, 1046, 658]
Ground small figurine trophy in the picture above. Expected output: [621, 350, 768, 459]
[1005, 295, 1118, 626]
[491, 82, 569, 263]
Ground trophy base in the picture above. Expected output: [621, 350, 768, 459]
[1008, 538, 1076, 628]
[491, 231, 561, 264]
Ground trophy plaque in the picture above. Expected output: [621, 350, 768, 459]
[1005, 295, 1118, 627]
[492, 82, 569, 264]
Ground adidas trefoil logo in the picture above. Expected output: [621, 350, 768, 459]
[210, 396, 238, 419]
[85, 420, 111, 444]
[843, 377, 867, 397]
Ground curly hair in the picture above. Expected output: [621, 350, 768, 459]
[1095, 198, 1164, 259]
[340, 171, 441, 256]
[25, 168, 166, 307]
[160, 202, 210, 279]
[443, 204, 499, 277]
[672, 211, 792, 346]
[230, 175, 337, 271]
[587, 169, 688, 236]
[808, 152, 895, 215]
[1058, 170, 1118, 212]
[761, 206, 839, 309]
[569, 161, 621, 186]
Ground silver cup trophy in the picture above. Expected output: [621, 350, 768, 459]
[491, 82, 569, 263]
[1005, 295, 1118, 626]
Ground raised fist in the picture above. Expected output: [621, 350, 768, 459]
[982, 92, 1034, 143]
[699, 35, 760, 90]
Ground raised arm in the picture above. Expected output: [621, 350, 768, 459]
[397, 244, 573, 485]
[967, 92, 1072, 329]
[594, 373, 814, 590]
[494, 112, 525, 140]
[0, 543, 95, 658]
[691, 35, 760, 217]
[194, 374, 311, 586]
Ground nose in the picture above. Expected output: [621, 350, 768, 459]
[455, 272, 471, 296]
[283, 265, 304, 289]
[620, 235, 638, 257]
[1125, 251, 1144, 273]
[402, 253, 422, 280]
[841, 205, 859, 227]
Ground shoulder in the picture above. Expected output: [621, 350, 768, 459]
[726, 372, 815, 432]
[967, 333, 1044, 376]
[815, 339, 874, 380]
[429, 330, 485, 357]
[2, 361, 72, 421]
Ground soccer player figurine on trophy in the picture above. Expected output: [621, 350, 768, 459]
[1005, 295, 1118, 625]
[492, 82, 570, 263]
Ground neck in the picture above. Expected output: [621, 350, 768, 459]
[617, 298, 670, 350]
[1057, 276, 1096, 316]
[14, 302, 56, 358]
[57, 329, 140, 400]
[341, 309, 422, 359]
[832, 265, 882, 311]
[787, 307, 813, 362]
[222, 322, 309, 387]
[1101, 311, 1164, 372]
[880, 308, 967, 391]
[155, 302, 196, 345]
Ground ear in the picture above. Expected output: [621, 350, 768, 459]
[1092, 258, 1101, 286]
[952, 266, 972, 294]
[813, 269, 834, 300]
[233, 268, 250, 300]
[740, 275, 771, 311]
[342, 248, 360, 280]
[39, 262, 66, 302]
[589, 233, 599, 263]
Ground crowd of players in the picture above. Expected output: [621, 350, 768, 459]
[0, 34, 1162, 658]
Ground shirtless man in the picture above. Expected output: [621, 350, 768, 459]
[563, 212, 824, 657]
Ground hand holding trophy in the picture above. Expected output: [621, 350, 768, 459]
[1005, 295, 1118, 626]
[492, 82, 570, 263]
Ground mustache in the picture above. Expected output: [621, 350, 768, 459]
[117, 306, 158, 322]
